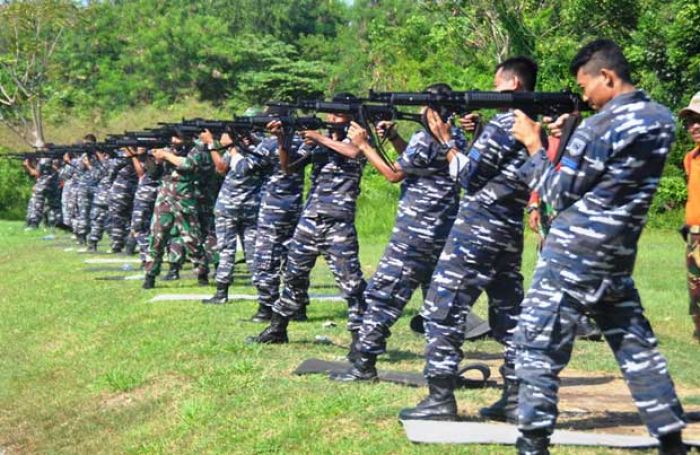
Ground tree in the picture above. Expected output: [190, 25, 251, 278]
[0, 0, 76, 147]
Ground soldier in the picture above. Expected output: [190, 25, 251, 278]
[510, 39, 686, 454]
[200, 129, 265, 305]
[87, 150, 116, 251]
[330, 83, 464, 381]
[108, 149, 139, 253]
[129, 147, 159, 267]
[399, 57, 537, 422]
[680, 91, 700, 342]
[249, 94, 367, 343]
[142, 130, 209, 289]
[75, 134, 100, 245]
[59, 153, 79, 233]
[232, 120, 308, 320]
[23, 155, 61, 229]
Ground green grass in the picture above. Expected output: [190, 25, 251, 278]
[0, 221, 698, 454]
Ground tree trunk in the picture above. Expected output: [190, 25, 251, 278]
[30, 98, 45, 148]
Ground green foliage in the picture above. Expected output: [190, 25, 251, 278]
[0, 158, 32, 220]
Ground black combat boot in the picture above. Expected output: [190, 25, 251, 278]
[76, 234, 86, 246]
[516, 429, 550, 455]
[251, 304, 273, 322]
[110, 246, 123, 254]
[291, 304, 308, 321]
[479, 365, 518, 423]
[124, 237, 136, 256]
[346, 330, 360, 363]
[329, 353, 378, 382]
[398, 376, 458, 420]
[197, 271, 209, 286]
[142, 275, 155, 290]
[247, 312, 290, 344]
[658, 431, 686, 455]
[202, 283, 229, 305]
[162, 264, 180, 281]
[87, 241, 97, 252]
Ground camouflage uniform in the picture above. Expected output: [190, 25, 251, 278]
[248, 136, 305, 312]
[67, 157, 84, 233]
[273, 140, 367, 331]
[27, 158, 61, 228]
[144, 145, 208, 279]
[421, 112, 528, 379]
[213, 143, 266, 286]
[76, 155, 101, 239]
[88, 157, 116, 246]
[514, 90, 686, 438]
[59, 161, 78, 229]
[130, 154, 159, 263]
[358, 128, 462, 356]
[196, 146, 221, 267]
[108, 157, 138, 251]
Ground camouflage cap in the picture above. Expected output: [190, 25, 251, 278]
[679, 91, 700, 118]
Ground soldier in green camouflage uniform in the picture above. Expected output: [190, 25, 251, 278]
[142, 135, 209, 289]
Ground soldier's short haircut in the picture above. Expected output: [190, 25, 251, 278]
[496, 57, 538, 91]
[83, 133, 97, 143]
[265, 104, 291, 116]
[570, 39, 632, 83]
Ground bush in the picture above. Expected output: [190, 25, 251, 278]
[0, 158, 32, 220]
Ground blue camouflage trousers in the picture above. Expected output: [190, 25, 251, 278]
[515, 269, 686, 438]
[28, 182, 61, 228]
[76, 186, 95, 237]
[61, 179, 77, 228]
[358, 233, 451, 356]
[109, 187, 135, 251]
[130, 186, 157, 262]
[422, 215, 524, 378]
[253, 208, 301, 309]
[88, 203, 110, 244]
[214, 213, 257, 286]
[274, 216, 367, 331]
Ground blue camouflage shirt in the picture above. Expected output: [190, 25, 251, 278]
[517, 90, 675, 300]
[451, 112, 530, 223]
[393, 127, 463, 242]
[214, 144, 266, 219]
[300, 138, 365, 222]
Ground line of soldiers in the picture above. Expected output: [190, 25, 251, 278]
[20, 39, 689, 455]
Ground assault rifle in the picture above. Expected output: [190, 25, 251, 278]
[369, 89, 592, 164]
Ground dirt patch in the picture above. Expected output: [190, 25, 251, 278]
[460, 353, 700, 439]
[98, 373, 189, 412]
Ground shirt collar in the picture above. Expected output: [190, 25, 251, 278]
[600, 89, 649, 114]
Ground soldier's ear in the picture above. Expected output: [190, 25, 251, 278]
[600, 68, 616, 88]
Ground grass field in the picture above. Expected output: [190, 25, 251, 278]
[1, 220, 699, 454]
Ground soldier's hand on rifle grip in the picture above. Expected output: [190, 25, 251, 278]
[266, 120, 284, 140]
[152, 148, 167, 162]
[199, 129, 214, 146]
[512, 109, 543, 155]
[301, 130, 321, 146]
[63, 153, 70, 164]
[220, 133, 233, 148]
[348, 121, 369, 148]
[543, 114, 570, 139]
[458, 113, 479, 133]
[376, 121, 398, 140]
[426, 108, 451, 144]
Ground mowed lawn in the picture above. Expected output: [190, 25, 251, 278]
[1, 220, 698, 454]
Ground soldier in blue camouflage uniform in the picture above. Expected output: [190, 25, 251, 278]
[142, 133, 210, 289]
[130, 148, 159, 267]
[108, 151, 138, 253]
[75, 134, 100, 245]
[249, 96, 367, 344]
[59, 153, 79, 232]
[24, 156, 61, 229]
[399, 58, 538, 423]
[330, 84, 464, 382]
[87, 151, 116, 251]
[510, 40, 686, 455]
[200, 130, 266, 304]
